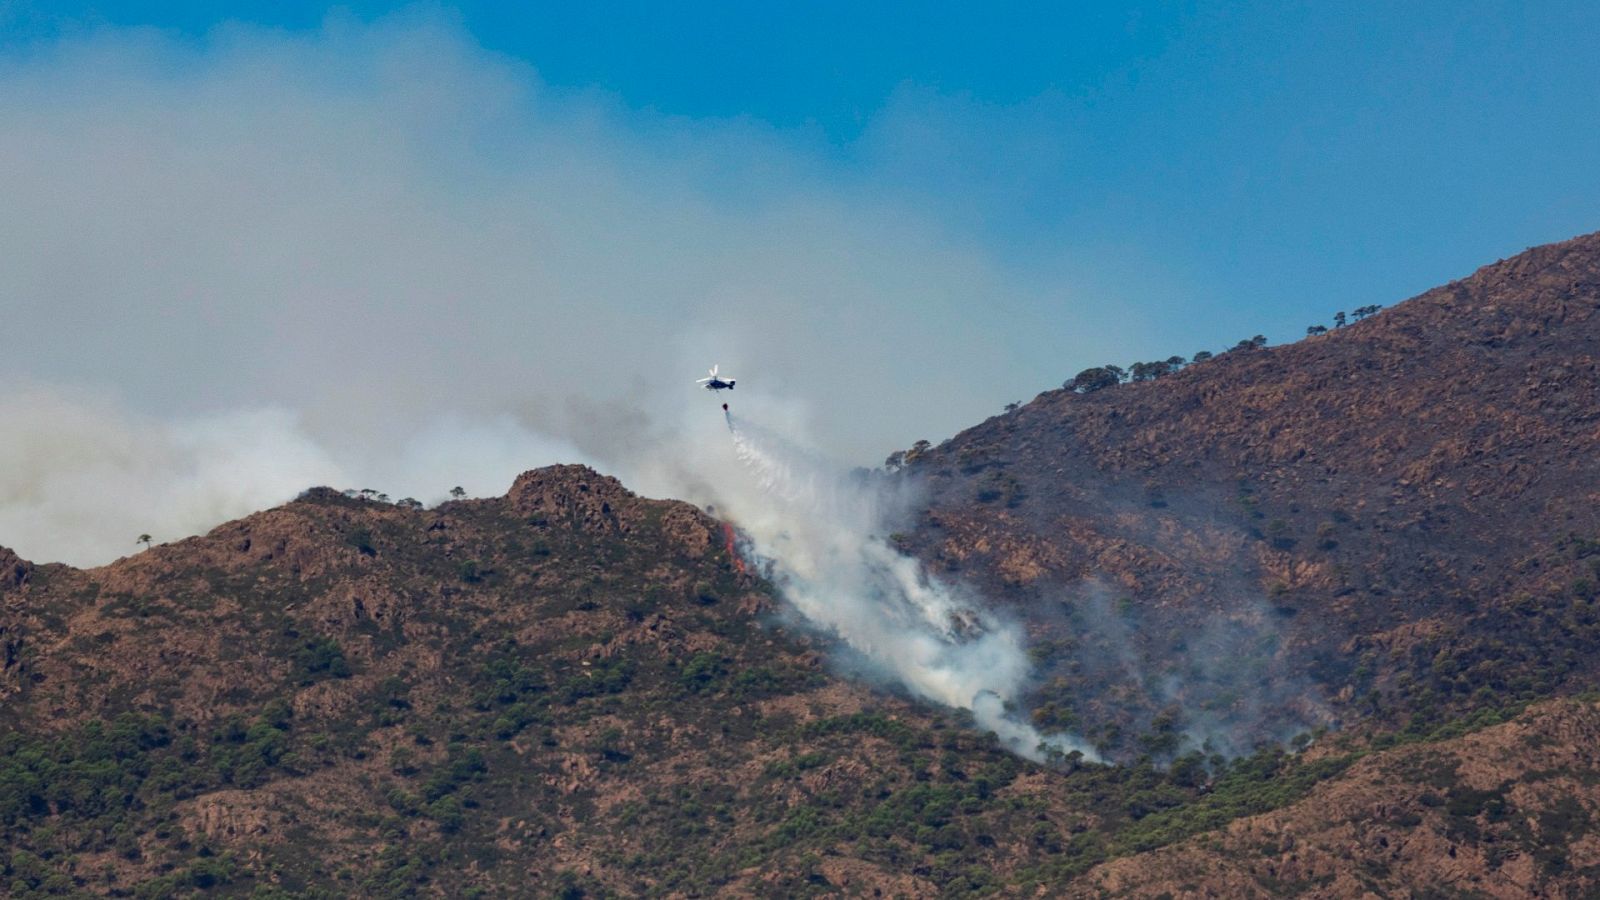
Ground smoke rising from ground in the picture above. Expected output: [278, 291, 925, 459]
[720, 410, 1098, 763]
[0, 12, 1322, 762]
[1046, 583, 1332, 761]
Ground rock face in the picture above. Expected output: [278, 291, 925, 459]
[0, 465, 734, 728]
[507, 464, 637, 532]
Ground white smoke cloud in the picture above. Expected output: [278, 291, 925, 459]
[709, 409, 1097, 763]
[0, 13, 1081, 451]
[0, 383, 340, 564]
[0, 12, 1114, 565]
[0, 381, 587, 565]
[0, 14, 1118, 760]
[1, 373, 1101, 763]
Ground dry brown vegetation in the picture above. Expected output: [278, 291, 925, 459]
[6, 233, 1600, 896]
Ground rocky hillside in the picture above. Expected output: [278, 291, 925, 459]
[0, 466, 1387, 897]
[1076, 696, 1600, 898]
[899, 230, 1600, 757]
[6, 232, 1600, 897]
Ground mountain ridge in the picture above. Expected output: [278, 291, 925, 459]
[889, 229, 1600, 754]
[6, 231, 1600, 895]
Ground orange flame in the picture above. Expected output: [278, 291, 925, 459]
[722, 522, 746, 574]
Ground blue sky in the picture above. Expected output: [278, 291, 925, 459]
[2, 2, 1600, 563]
[9, 0, 1597, 353]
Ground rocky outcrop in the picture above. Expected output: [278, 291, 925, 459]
[0, 545, 30, 592]
[508, 464, 637, 533]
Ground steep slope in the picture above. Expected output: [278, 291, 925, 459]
[7, 231, 1600, 897]
[1078, 697, 1600, 898]
[899, 230, 1600, 755]
[0, 466, 1368, 898]
[3, 466, 801, 895]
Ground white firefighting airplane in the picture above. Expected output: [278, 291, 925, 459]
[696, 364, 736, 392]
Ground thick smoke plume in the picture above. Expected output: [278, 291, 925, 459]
[0, 13, 1323, 763]
[720, 410, 1097, 763]
[0, 14, 1098, 566]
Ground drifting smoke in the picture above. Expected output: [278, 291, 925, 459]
[0, 14, 1097, 566]
[1045, 583, 1332, 761]
[0, 14, 1323, 764]
[721, 410, 1098, 763]
[0, 384, 337, 565]
[0, 382, 590, 565]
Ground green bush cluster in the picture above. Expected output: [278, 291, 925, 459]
[292, 636, 352, 684]
[0, 708, 301, 896]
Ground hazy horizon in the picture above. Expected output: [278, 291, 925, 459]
[3, 3, 1597, 564]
